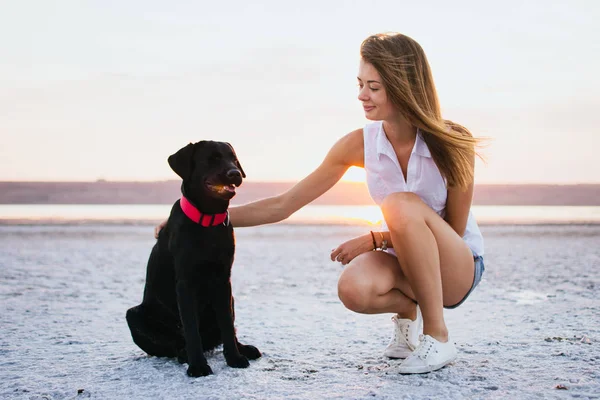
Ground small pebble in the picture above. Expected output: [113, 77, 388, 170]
[580, 336, 592, 344]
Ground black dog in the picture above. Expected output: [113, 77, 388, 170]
[126, 140, 261, 377]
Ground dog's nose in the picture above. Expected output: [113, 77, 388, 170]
[226, 169, 242, 179]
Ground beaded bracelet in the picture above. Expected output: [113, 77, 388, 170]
[378, 232, 388, 251]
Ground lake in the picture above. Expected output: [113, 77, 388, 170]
[1, 204, 600, 225]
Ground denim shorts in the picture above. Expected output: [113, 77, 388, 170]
[444, 252, 485, 309]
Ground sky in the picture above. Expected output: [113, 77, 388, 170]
[1, 0, 599, 184]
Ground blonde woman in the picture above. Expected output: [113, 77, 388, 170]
[155, 33, 485, 374]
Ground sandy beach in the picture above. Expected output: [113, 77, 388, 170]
[1, 223, 598, 399]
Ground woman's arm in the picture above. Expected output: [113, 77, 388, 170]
[230, 129, 364, 227]
[444, 183, 474, 237]
[444, 154, 475, 237]
[153, 129, 362, 237]
[330, 230, 392, 265]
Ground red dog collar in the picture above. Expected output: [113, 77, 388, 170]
[180, 196, 229, 227]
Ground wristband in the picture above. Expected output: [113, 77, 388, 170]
[369, 231, 377, 250]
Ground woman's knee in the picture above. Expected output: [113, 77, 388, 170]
[337, 268, 374, 313]
[381, 192, 423, 228]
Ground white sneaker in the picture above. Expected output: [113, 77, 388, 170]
[397, 334, 458, 374]
[383, 306, 422, 359]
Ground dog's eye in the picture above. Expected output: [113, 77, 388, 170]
[210, 153, 222, 162]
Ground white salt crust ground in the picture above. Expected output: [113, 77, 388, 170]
[0, 224, 598, 400]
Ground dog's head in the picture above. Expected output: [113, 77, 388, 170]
[168, 141, 246, 202]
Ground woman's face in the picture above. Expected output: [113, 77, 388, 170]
[357, 60, 396, 121]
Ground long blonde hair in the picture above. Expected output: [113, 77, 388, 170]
[360, 33, 481, 189]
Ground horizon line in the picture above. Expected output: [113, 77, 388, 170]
[1, 179, 600, 186]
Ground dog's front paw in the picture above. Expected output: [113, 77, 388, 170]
[225, 354, 250, 369]
[187, 363, 213, 377]
[177, 348, 188, 364]
[238, 344, 262, 360]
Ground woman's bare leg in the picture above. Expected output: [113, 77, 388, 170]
[380, 192, 474, 342]
[337, 192, 475, 344]
[338, 250, 417, 319]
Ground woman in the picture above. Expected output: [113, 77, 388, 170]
[155, 32, 485, 374]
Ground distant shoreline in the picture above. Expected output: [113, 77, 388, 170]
[1, 181, 600, 206]
[2, 219, 600, 227]
[1, 203, 600, 226]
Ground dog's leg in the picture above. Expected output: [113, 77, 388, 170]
[236, 339, 262, 360]
[126, 305, 182, 358]
[176, 280, 213, 377]
[212, 283, 250, 368]
[230, 297, 261, 360]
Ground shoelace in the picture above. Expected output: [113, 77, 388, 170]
[414, 335, 435, 360]
[391, 316, 411, 345]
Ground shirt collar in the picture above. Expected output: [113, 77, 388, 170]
[376, 122, 432, 159]
[414, 130, 432, 158]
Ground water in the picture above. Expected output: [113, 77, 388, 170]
[1, 204, 599, 225]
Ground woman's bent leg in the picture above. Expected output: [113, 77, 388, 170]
[380, 192, 474, 341]
[337, 250, 417, 318]
[379, 192, 475, 373]
[337, 250, 422, 358]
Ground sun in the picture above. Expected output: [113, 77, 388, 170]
[341, 166, 366, 182]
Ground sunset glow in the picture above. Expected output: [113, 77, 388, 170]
[341, 167, 366, 183]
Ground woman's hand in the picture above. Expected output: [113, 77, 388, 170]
[154, 219, 168, 239]
[330, 234, 374, 266]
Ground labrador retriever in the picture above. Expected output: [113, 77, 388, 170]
[126, 140, 261, 377]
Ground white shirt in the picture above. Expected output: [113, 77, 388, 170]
[363, 121, 484, 256]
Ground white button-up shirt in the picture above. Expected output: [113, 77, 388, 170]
[363, 121, 484, 255]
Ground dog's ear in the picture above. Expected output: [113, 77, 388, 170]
[226, 142, 246, 178]
[168, 143, 196, 180]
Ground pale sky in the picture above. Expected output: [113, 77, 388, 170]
[1, 0, 599, 183]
